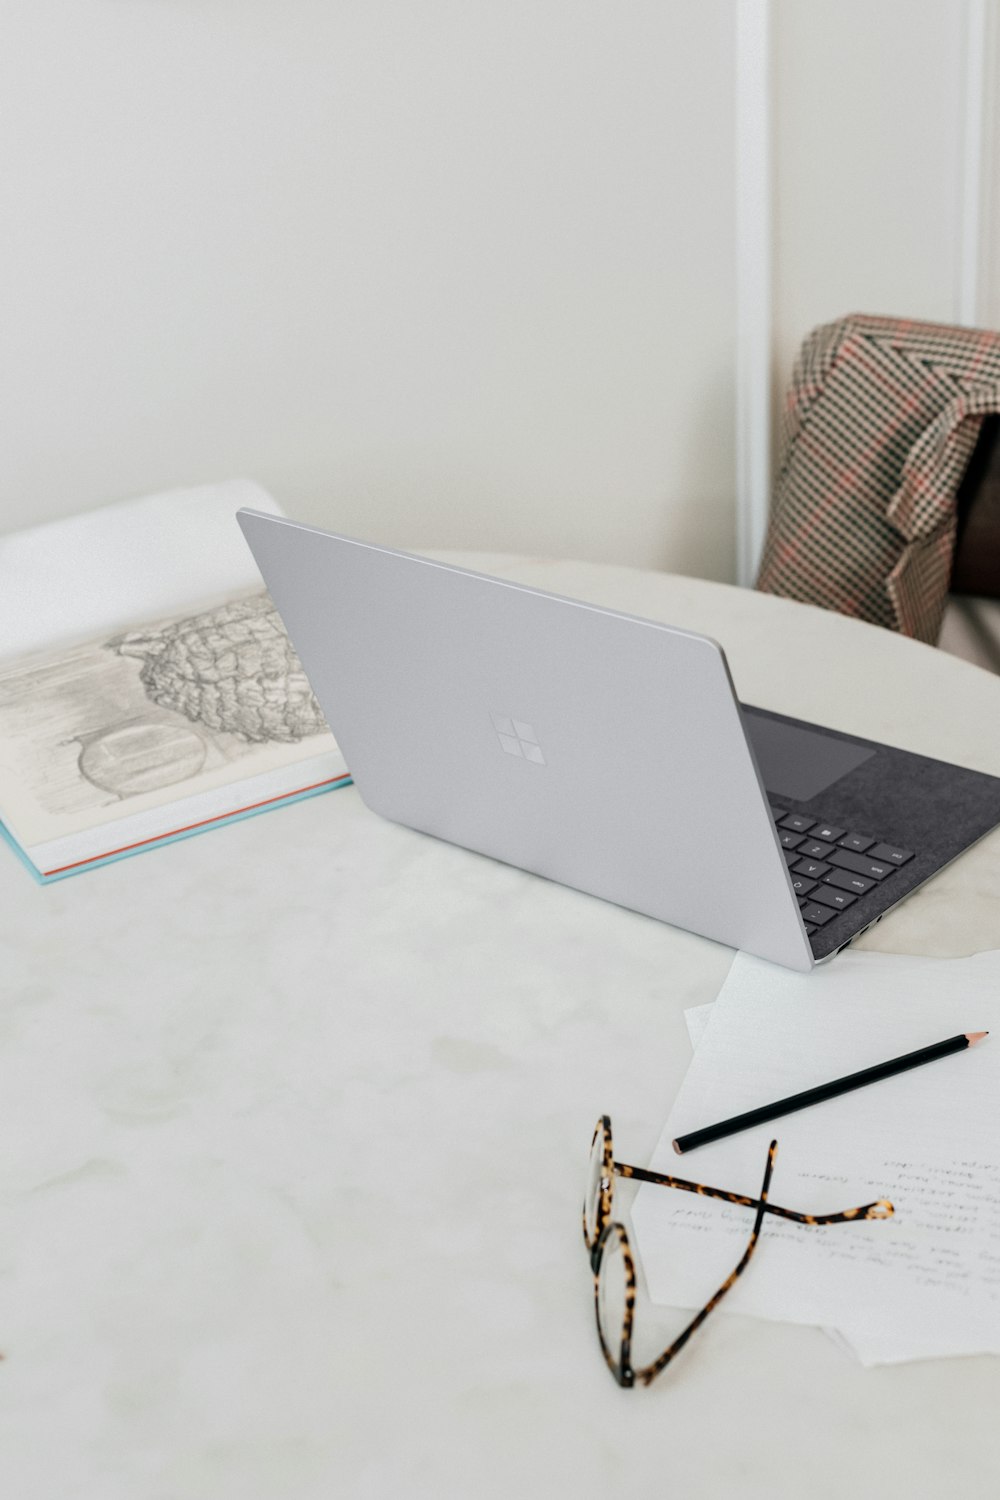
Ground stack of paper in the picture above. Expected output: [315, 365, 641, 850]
[632, 950, 1000, 1365]
[0, 481, 349, 881]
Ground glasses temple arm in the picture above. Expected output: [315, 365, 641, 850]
[614, 1160, 892, 1224]
[634, 1141, 775, 1387]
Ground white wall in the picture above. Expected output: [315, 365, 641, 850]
[0, 0, 738, 580]
[979, 4, 1000, 329]
[773, 0, 969, 396]
[728, 0, 999, 582]
[6, 3, 996, 590]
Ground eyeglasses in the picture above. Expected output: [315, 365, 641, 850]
[583, 1114, 893, 1388]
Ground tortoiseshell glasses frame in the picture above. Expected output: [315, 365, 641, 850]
[583, 1115, 894, 1388]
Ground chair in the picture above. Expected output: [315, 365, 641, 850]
[940, 415, 1000, 671]
[756, 314, 1000, 669]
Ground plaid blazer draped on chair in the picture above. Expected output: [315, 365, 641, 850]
[756, 314, 1000, 643]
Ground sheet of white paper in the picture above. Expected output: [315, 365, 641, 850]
[683, 998, 1000, 1365]
[683, 1002, 715, 1050]
[0, 479, 280, 657]
[682, 998, 868, 1361]
[635, 950, 1000, 1364]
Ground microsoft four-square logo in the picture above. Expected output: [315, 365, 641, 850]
[491, 714, 546, 764]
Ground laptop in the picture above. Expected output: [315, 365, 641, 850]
[237, 510, 1000, 972]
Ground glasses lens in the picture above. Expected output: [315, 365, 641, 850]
[596, 1224, 631, 1371]
[584, 1121, 610, 1248]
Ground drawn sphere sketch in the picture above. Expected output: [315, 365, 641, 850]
[75, 720, 210, 797]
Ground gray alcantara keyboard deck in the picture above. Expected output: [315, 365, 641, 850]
[771, 804, 914, 939]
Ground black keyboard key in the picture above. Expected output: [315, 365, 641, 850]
[800, 839, 834, 860]
[812, 823, 845, 844]
[809, 884, 856, 911]
[824, 868, 875, 895]
[801, 902, 837, 925]
[838, 832, 875, 853]
[780, 831, 805, 850]
[869, 842, 914, 867]
[792, 858, 831, 880]
[770, 805, 787, 822]
[829, 849, 894, 881]
[783, 849, 799, 865]
[804, 924, 817, 935]
[791, 875, 816, 897]
[780, 814, 816, 834]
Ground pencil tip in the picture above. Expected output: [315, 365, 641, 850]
[671, 1139, 682, 1155]
[967, 1031, 989, 1046]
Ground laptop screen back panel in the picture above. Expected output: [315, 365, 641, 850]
[238, 513, 814, 972]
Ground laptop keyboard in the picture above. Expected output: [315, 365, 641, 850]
[769, 805, 915, 937]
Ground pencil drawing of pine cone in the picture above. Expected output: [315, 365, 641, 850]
[112, 591, 327, 743]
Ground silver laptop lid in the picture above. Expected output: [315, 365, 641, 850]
[238, 510, 813, 971]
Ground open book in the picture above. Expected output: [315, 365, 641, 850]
[0, 481, 349, 881]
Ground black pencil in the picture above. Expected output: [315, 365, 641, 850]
[672, 1030, 989, 1155]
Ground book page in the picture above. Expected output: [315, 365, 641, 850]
[0, 587, 339, 853]
[0, 478, 280, 657]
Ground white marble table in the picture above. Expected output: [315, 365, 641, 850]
[3, 555, 1000, 1500]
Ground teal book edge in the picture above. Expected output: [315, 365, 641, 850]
[0, 773, 352, 884]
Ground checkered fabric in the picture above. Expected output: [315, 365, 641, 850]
[755, 314, 1000, 642]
